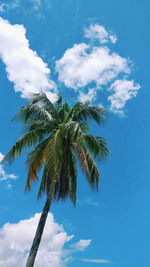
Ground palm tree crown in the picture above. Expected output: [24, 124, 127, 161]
[4, 93, 109, 205]
[4, 93, 109, 266]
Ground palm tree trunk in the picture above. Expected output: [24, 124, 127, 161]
[26, 182, 55, 267]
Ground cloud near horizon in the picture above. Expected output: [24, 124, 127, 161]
[0, 212, 91, 267]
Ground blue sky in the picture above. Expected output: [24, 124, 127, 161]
[0, 0, 149, 266]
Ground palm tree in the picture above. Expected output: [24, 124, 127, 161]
[4, 93, 109, 267]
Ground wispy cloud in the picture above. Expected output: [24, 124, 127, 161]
[55, 24, 140, 115]
[56, 43, 129, 90]
[30, 0, 42, 10]
[29, 0, 51, 14]
[0, 213, 91, 267]
[0, 0, 51, 17]
[77, 197, 99, 207]
[81, 258, 113, 263]
[0, 17, 57, 101]
[0, 152, 17, 188]
[0, 3, 7, 12]
[0, 0, 19, 12]
[71, 239, 91, 251]
[84, 24, 117, 44]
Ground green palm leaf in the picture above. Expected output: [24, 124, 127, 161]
[84, 134, 109, 159]
[68, 102, 106, 124]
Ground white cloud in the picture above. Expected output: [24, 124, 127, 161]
[56, 43, 129, 90]
[72, 239, 91, 251]
[81, 258, 112, 263]
[0, 152, 17, 184]
[84, 24, 117, 44]
[0, 19, 140, 114]
[56, 24, 140, 115]
[0, 17, 57, 102]
[0, 213, 91, 267]
[108, 79, 141, 115]
[78, 88, 96, 103]
[0, 152, 4, 162]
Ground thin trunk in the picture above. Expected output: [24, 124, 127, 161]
[26, 182, 56, 267]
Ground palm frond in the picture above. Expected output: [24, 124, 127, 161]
[71, 142, 90, 178]
[3, 130, 46, 164]
[30, 93, 59, 118]
[25, 137, 51, 191]
[55, 95, 63, 110]
[53, 141, 71, 202]
[68, 102, 106, 124]
[84, 134, 109, 159]
[62, 121, 87, 143]
[85, 150, 100, 190]
[13, 104, 52, 124]
[24, 118, 57, 134]
[44, 130, 63, 180]
[72, 142, 99, 190]
[68, 150, 77, 205]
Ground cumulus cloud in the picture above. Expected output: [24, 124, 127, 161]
[0, 213, 91, 267]
[0, 19, 140, 114]
[78, 88, 96, 103]
[56, 24, 140, 115]
[0, 17, 57, 102]
[84, 24, 117, 44]
[81, 258, 112, 263]
[108, 79, 140, 115]
[56, 44, 129, 89]
[0, 152, 17, 187]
